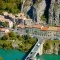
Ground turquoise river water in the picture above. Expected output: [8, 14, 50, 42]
[0, 48, 60, 60]
[0, 48, 26, 60]
[36, 54, 60, 60]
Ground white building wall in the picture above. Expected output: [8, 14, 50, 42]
[9, 22, 13, 28]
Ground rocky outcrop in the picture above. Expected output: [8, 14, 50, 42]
[43, 40, 60, 54]
[34, 0, 46, 23]
[48, 0, 60, 26]
[21, 0, 33, 14]
[21, 0, 60, 26]
[21, 0, 46, 24]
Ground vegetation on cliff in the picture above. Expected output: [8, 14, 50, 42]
[41, 15, 46, 21]
[43, 40, 60, 54]
[0, 32, 37, 52]
[0, 0, 21, 14]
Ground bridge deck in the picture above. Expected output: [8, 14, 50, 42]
[25, 40, 41, 60]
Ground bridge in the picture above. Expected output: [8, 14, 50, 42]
[25, 36, 45, 60]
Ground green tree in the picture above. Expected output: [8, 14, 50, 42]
[43, 43, 50, 50]
[0, 0, 4, 10]
[15, 0, 21, 6]
[0, 0, 21, 14]
[28, 38, 36, 44]
[2, 22, 7, 27]
[41, 15, 46, 21]
[1, 35, 9, 40]
[24, 35, 31, 40]
[9, 32, 16, 37]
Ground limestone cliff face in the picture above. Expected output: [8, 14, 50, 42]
[21, 0, 46, 24]
[21, 0, 60, 26]
[21, 0, 33, 14]
[34, 0, 46, 23]
[49, 0, 60, 26]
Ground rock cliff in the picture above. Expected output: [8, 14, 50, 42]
[49, 0, 60, 26]
[21, 0, 46, 24]
[21, 0, 60, 26]
[43, 40, 60, 54]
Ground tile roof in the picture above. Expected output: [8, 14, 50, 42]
[17, 24, 60, 32]
[57, 27, 60, 31]
[41, 26, 48, 31]
[25, 25, 32, 28]
[15, 13, 25, 17]
[17, 24, 25, 28]
[0, 28, 9, 33]
[0, 18, 13, 23]
[48, 26, 57, 31]
[0, 15, 4, 20]
[32, 24, 42, 29]
[8, 13, 15, 18]
[2, 12, 8, 16]
[0, 28, 5, 31]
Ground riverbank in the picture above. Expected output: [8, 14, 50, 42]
[43, 40, 60, 54]
[0, 32, 37, 52]
[36, 40, 60, 60]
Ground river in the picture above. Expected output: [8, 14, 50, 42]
[36, 54, 60, 60]
[0, 48, 26, 60]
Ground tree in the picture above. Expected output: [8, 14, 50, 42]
[12, 24, 15, 29]
[0, 0, 4, 10]
[9, 32, 16, 37]
[43, 43, 50, 50]
[41, 15, 46, 21]
[15, 0, 21, 6]
[2, 22, 7, 27]
[1, 35, 9, 40]
[24, 35, 31, 40]
[28, 38, 36, 44]
[0, 0, 21, 14]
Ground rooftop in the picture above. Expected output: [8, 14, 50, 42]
[8, 13, 15, 18]
[17, 24, 60, 31]
[0, 28, 9, 33]
[2, 12, 8, 16]
[17, 24, 25, 28]
[0, 17, 13, 23]
[32, 24, 42, 29]
[41, 26, 48, 31]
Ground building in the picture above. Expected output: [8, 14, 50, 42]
[23, 18, 32, 25]
[15, 12, 25, 24]
[2, 12, 15, 23]
[0, 16, 13, 28]
[1, 12, 33, 26]
[17, 24, 60, 39]
[15, 13, 32, 25]
[8, 13, 15, 23]
[0, 28, 9, 37]
[2, 12, 8, 17]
